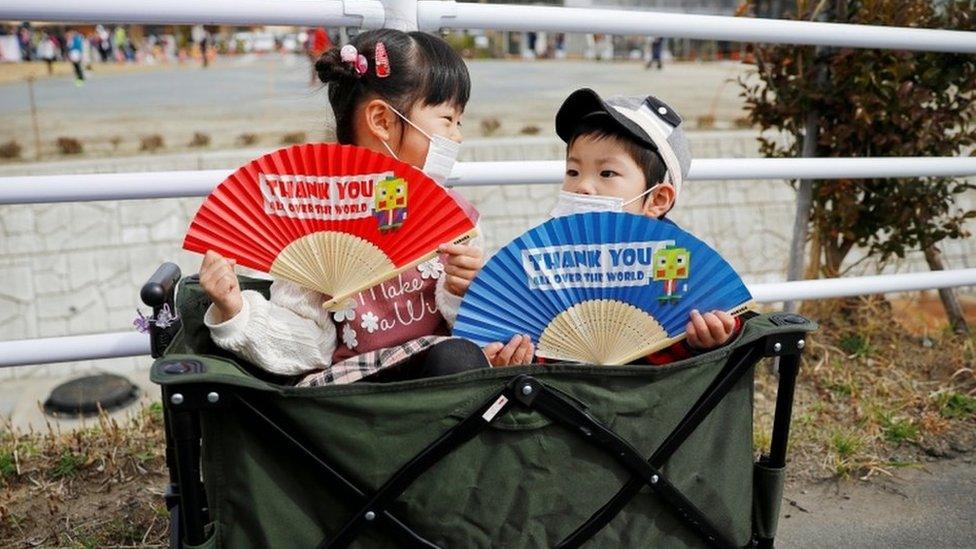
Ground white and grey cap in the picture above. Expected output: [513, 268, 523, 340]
[555, 88, 691, 199]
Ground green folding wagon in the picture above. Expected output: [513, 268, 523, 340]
[140, 262, 815, 548]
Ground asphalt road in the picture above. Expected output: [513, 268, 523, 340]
[779, 457, 976, 548]
[0, 55, 751, 149]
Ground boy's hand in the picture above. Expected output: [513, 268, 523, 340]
[200, 250, 243, 323]
[484, 335, 535, 367]
[438, 242, 484, 297]
[686, 309, 736, 350]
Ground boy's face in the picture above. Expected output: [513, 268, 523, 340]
[564, 133, 672, 216]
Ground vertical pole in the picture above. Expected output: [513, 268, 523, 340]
[27, 76, 42, 161]
[783, 0, 833, 313]
[768, 352, 800, 468]
[171, 406, 207, 545]
[380, 0, 419, 31]
[783, 109, 819, 313]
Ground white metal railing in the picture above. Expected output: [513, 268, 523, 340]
[3, 157, 976, 204]
[3, 0, 976, 369]
[3, 268, 975, 368]
[0, 0, 383, 28]
[4, 0, 976, 53]
[417, 2, 976, 53]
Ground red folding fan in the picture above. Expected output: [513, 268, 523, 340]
[183, 143, 477, 309]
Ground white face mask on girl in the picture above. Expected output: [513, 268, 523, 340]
[380, 104, 460, 186]
[548, 184, 661, 219]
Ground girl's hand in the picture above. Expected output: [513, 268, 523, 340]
[484, 335, 535, 367]
[438, 242, 484, 297]
[200, 250, 243, 323]
[686, 309, 736, 350]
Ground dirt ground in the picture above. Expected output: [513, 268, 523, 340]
[0, 60, 164, 85]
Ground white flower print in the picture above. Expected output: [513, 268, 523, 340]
[360, 311, 380, 333]
[341, 323, 358, 349]
[332, 299, 357, 323]
[417, 257, 444, 280]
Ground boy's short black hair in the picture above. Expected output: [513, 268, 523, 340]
[567, 113, 668, 193]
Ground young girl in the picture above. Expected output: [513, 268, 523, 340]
[199, 29, 532, 385]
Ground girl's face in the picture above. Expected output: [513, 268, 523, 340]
[392, 102, 464, 170]
[564, 134, 648, 215]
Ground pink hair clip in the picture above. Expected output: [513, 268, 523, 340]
[340, 44, 357, 63]
[375, 42, 390, 78]
[355, 54, 368, 75]
[339, 44, 368, 76]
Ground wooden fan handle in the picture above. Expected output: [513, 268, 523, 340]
[320, 228, 480, 311]
[613, 301, 758, 365]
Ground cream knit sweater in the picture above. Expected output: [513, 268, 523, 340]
[203, 236, 481, 376]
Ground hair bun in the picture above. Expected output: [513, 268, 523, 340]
[315, 47, 358, 84]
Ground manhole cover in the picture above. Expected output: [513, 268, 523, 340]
[43, 374, 139, 417]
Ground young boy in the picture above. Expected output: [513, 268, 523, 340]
[552, 88, 739, 363]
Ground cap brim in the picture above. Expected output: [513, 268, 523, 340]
[555, 88, 608, 143]
[555, 88, 658, 151]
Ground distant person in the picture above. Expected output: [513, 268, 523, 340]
[18, 25, 31, 61]
[191, 24, 209, 68]
[535, 31, 548, 59]
[307, 27, 330, 85]
[112, 26, 126, 62]
[96, 24, 111, 62]
[37, 31, 57, 75]
[67, 30, 85, 85]
[646, 37, 663, 70]
[525, 31, 537, 59]
[84, 30, 95, 71]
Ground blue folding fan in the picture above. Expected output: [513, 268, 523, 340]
[453, 212, 754, 365]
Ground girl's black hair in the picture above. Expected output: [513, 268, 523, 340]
[315, 29, 471, 144]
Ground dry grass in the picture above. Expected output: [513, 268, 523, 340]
[139, 135, 166, 153]
[237, 133, 259, 146]
[280, 131, 307, 145]
[188, 132, 212, 148]
[754, 296, 976, 481]
[0, 140, 23, 160]
[0, 404, 168, 547]
[0, 62, 163, 85]
[480, 117, 502, 137]
[696, 114, 717, 129]
[55, 137, 83, 155]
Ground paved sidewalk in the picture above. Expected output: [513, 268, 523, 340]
[779, 457, 976, 548]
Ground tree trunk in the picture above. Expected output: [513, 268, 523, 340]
[783, 110, 821, 313]
[923, 246, 971, 335]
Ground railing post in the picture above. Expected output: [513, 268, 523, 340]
[380, 0, 419, 31]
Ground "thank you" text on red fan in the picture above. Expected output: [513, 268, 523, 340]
[258, 171, 391, 221]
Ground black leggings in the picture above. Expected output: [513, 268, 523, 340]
[365, 338, 489, 382]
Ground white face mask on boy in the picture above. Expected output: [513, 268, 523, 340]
[548, 184, 661, 219]
[380, 103, 460, 186]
